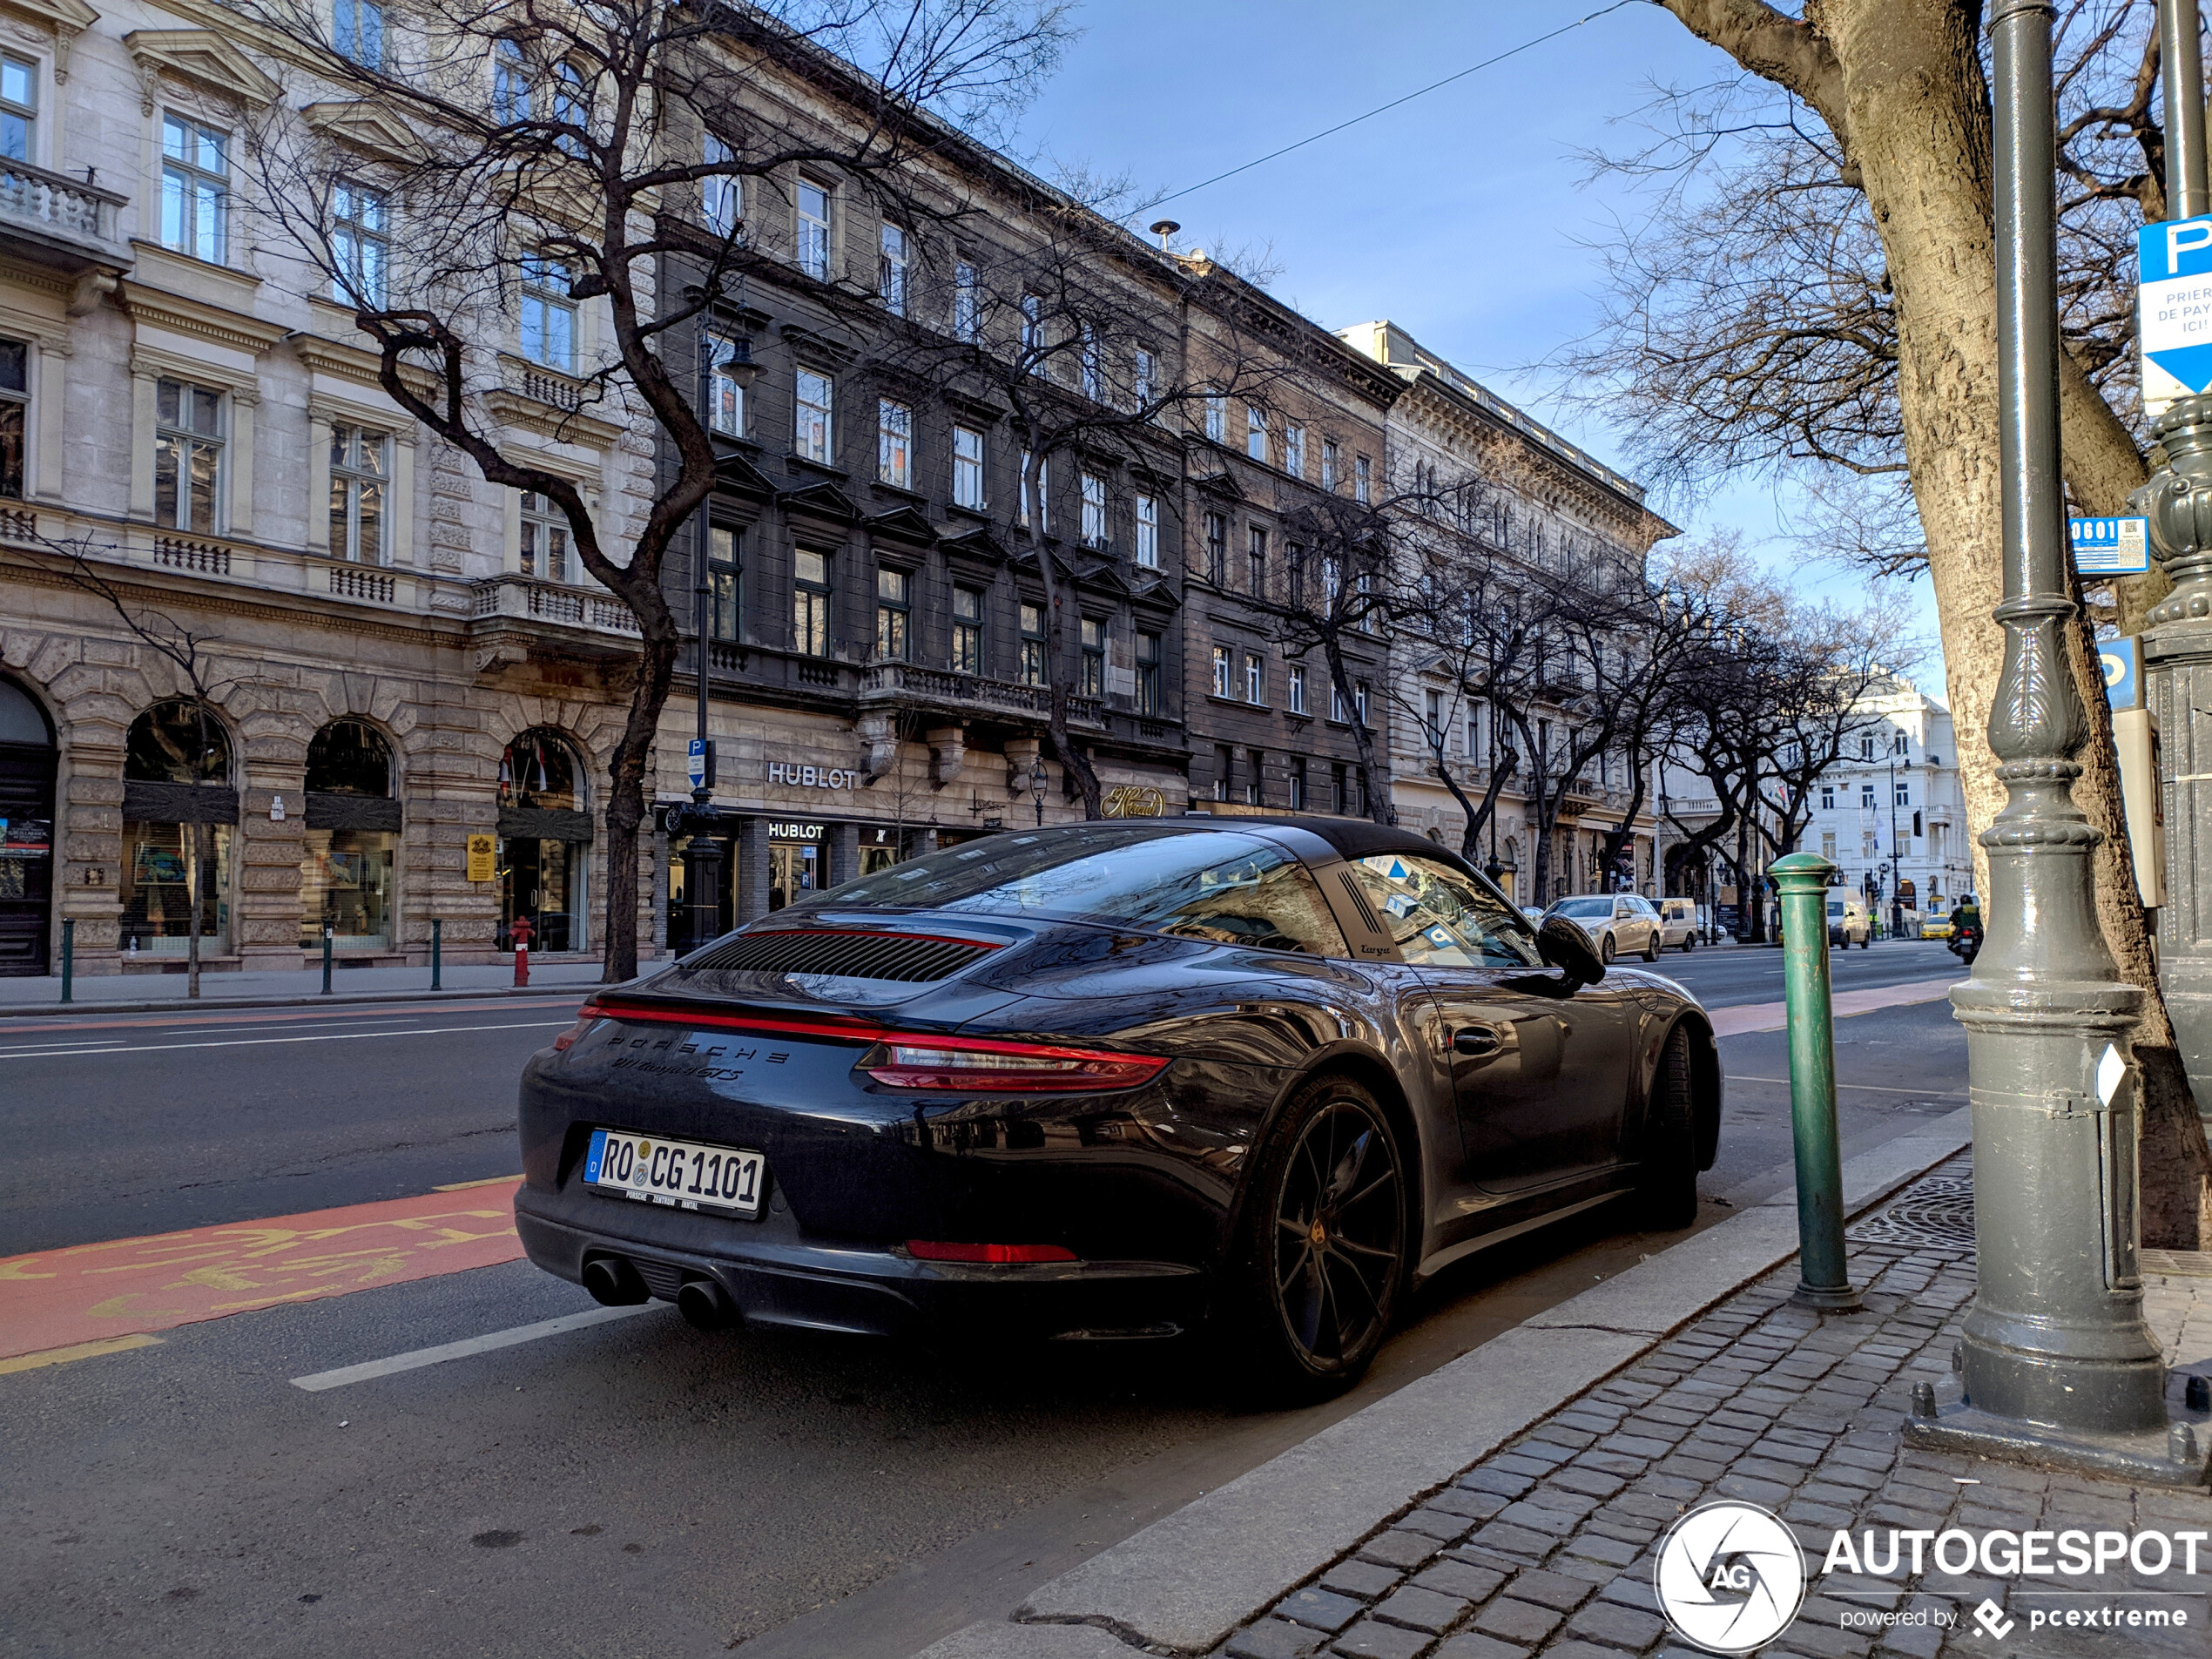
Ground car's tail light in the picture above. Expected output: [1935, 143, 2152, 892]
[861, 1036, 1168, 1093]
[552, 1005, 604, 1052]
[906, 1240, 1079, 1264]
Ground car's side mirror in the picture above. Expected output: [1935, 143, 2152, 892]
[1536, 914, 1606, 988]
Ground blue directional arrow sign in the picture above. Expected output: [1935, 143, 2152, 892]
[686, 737, 710, 792]
[2069, 516, 2151, 576]
[2140, 216, 2212, 412]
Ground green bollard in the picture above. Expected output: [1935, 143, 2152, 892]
[1771, 851, 1861, 1311]
[431, 918, 442, 992]
[59, 917, 72, 1003]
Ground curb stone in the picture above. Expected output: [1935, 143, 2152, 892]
[0, 981, 601, 1018]
[915, 1109, 1974, 1659]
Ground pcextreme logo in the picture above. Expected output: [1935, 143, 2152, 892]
[1654, 1501, 1809, 1654]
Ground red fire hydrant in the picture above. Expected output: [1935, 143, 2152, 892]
[509, 913, 534, 987]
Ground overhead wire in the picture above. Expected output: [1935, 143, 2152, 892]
[1137, 2, 1642, 216]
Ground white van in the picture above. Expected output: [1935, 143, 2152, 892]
[1827, 895, 1871, 948]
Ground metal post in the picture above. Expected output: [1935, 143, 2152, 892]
[2141, 0, 2212, 1120]
[431, 917, 442, 991]
[681, 526, 724, 954]
[59, 917, 72, 1004]
[321, 927, 333, 995]
[2164, 0, 2209, 218]
[1773, 853, 1859, 1310]
[1915, 0, 2202, 1484]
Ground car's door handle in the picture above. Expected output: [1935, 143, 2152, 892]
[1453, 1027, 1503, 1056]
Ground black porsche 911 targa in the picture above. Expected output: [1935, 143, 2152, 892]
[515, 817, 1721, 1398]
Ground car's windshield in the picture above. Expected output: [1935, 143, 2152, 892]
[1551, 897, 1612, 919]
[798, 826, 1345, 955]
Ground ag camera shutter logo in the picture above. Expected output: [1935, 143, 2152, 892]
[1655, 1500, 1809, 1653]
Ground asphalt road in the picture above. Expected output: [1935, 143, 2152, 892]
[0, 940, 1966, 1659]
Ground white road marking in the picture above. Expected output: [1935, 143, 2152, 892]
[0, 1020, 573, 1061]
[291, 1304, 657, 1392]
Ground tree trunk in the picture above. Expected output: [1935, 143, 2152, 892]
[186, 821, 204, 1000]
[600, 637, 677, 984]
[1322, 636, 1392, 824]
[1026, 456, 1104, 819]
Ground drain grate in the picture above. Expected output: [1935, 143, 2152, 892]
[1850, 1173, 1977, 1253]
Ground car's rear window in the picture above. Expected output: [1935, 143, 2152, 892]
[799, 826, 1347, 955]
[1552, 898, 1611, 918]
[1829, 901, 1846, 915]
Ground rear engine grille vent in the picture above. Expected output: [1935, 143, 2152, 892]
[685, 929, 995, 982]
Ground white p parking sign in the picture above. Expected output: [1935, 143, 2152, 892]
[2139, 215, 2212, 414]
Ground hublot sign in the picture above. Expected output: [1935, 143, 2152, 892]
[767, 760, 859, 790]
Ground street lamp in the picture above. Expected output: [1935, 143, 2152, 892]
[1028, 755, 1049, 826]
[1906, 0, 2201, 1485]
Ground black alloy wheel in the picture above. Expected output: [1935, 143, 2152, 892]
[1227, 1076, 1406, 1399]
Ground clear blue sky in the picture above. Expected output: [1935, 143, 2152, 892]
[1004, 0, 1947, 689]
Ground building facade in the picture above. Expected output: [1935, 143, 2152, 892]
[0, 0, 653, 976]
[1804, 674, 1966, 926]
[1340, 320, 1675, 905]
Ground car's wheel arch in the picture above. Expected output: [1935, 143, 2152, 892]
[1662, 1011, 1723, 1172]
[1220, 1047, 1424, 1274]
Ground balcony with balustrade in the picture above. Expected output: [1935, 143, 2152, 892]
[469, 573, 642, 668]
[859, 659, 1106, 731]
[0, 160, 129, 277]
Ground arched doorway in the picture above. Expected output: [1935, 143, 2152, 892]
[301, 719, 399, 952]
[0, 677, 55, 974]
[120, 698, 237, 956]
[498, 729, 590, 952]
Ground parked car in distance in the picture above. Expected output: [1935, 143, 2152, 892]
[1921, 914, 1954, 940]
[1828, 896, 1871, 948]
[1656, 898, 1700, 952]
[1547, 893, 1663, 964]
[511, 819, 1722, 1402]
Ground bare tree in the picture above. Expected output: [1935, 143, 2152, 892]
[230, 0, 1071, 979]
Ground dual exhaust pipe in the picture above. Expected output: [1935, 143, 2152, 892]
[581, 1254, 738, 1332]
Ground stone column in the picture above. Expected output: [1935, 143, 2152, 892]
[734, 815, 770, 924]
[825, 821, 860, 888]
[234, 783, 306, 970]
[58, 771, 122, 974]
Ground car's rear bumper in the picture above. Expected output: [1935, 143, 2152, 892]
[514, 1185, 1207, 1341]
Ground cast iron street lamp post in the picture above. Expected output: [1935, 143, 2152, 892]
[1908, 0, 2204, 1482]
[1029, 755, 1048, 826]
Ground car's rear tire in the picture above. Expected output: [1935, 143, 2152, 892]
[1681, 934, 1696, 953]
[1637, 1025, 1699, 1231]
[1858, 933, 1870, 949]
[1600, 933, 1616, 965]
[1642, 932, 1660, 962]
[1221, 1073, 1406, 1402]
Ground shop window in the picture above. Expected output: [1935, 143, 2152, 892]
[300, 719, 397, 952]
[121, 699, 233, 955]
[769, 827, 820, 910]
[499, 728, 587, 952]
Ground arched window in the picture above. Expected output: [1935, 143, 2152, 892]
[501, 729, 580, 810]
[301, 719, 400, 953]
[121, 698, 234, 956]
[0, 677, 55, 974]
[306, 718, 393, 796]
[498, 729, 588, 951]
[125, 698, 230, 784]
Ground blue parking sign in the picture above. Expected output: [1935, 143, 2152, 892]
[2101, 636, 2141, 711]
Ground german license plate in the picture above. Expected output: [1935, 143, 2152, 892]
[584, 1129, 765, 1218]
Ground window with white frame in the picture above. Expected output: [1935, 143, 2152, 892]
[0, 340, 24, 499]
[794, 368, 833, 462]
[877, 399, 913, 489]
[952, 584, 983, 673]
[952, 424, 984, 509]
[520, 253, 575, 371]
[160, 114, 228, 263]
[1020, 293, 1043, 370]
[1134, 347, 1155, 410]
[1321, 440, 1339, 492]
[0, 55, 34, 162]
[334, 0, 382, 66]
[1136, 630, 1160, 713]
[705, 334, 746, 436]
[1288, 755, 1306, 810]
[793, 549, 831, 654]
[1821, 831, 1838, 861]
[493, 37, 529, 121]
[1354, 454, 1372, 503]
[1018, 451, 1049, 532]
[1204, 392, 1225, 444]
[1244, 651, 1264, 705]
[954, 258, 979, 341]
[1861, 783, 1877, 808]
[708, 523, 740, 639]
[1330, 678, 1346, 724]
[328, 425, 388, 564]
[331, 182, 388, 306]
[1246, 747, 1264, 806]
[880, 222, 908, 315]
[796, 179, 831, 280]
[1355, 680, 1370, 725]
[702, 132, 739, 239]
[550, 62, 589, 156]
[1081, 617, 1105, 696]
[1424, 688, 1443, 745]
[875, 566, 911, 659]
[153, 379, 221, 533]
[1134, 494, 1158, 567]
[1019, 601, 1046, 685]
[1079, 321, 1102, 400]
[1211, 645, 1232, 698]
[1288, 663, 1306, 715]
[1820, 785, 1835, 811]
[1285, 423, 1305, 480]
[518, 490, 570, 582]
[1245, 405, 1267, 462]
[1079, 471, 1105, 545]
[1895, 781, 1911, 806]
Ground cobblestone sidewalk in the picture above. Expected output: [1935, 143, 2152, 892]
[1217, 1160, 2212, 1659]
